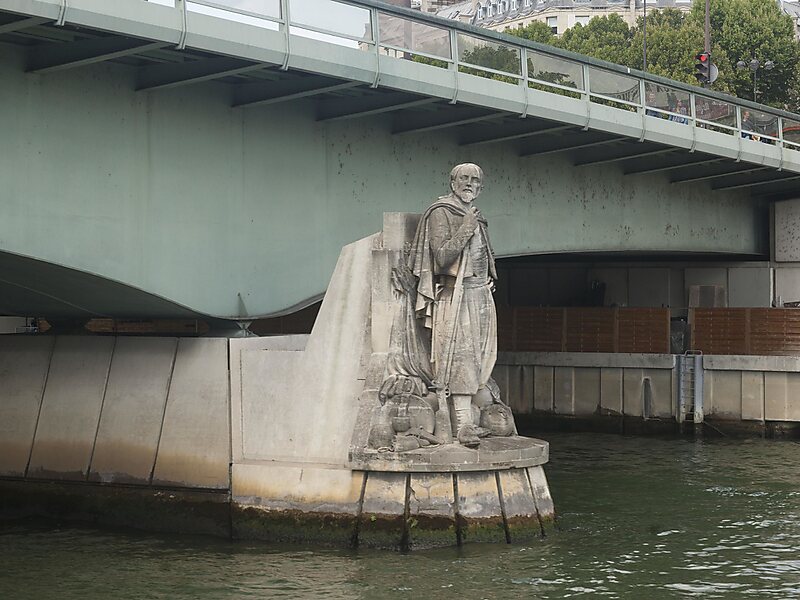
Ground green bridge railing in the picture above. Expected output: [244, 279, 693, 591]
[154, 0, 800, 150]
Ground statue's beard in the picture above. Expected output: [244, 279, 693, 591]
[455, 189, 475, 203]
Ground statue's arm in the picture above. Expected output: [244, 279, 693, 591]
[429, 208, 475, 271]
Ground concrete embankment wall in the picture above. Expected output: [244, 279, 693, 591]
[702, 356, 800, 423]
[494, 352, 676, 420]
[0, 335, 229, 488]
[495, 352, 800, 432]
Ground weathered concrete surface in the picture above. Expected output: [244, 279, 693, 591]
[498, 468, 542, 542]
[704, 355, 800, 372]
[152, 338, 229, 489]
[229, 335, 308, 463]
[27, 336, 115, 480]
[456, 472, 507, 544]
[359, 472, 408, 549]
[231, 464, 364, 546]
[233, 235, 375, 467]
[231, 464, 363, 513]
[0, 336, 53, 476]
[408, 473, 457, 550]
[499, 352, 676, 369]
[528, 466, 556, 533]
[89, 337, 178, 484]
[497, 354, 674, 422]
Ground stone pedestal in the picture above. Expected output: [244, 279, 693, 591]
[229, 213, 555, 548]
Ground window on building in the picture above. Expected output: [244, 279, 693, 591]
[575, 15, 590, 26]
[546, 16, 557, 34]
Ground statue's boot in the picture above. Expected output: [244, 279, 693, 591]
[453, 394, 480, 448]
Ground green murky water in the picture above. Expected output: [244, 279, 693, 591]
[3, 433, 800, 599]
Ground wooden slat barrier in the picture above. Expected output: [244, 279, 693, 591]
[692, 308, 800, 355]
[498, 307, 670, 353]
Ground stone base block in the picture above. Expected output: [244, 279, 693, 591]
[231, 465, 555, 549]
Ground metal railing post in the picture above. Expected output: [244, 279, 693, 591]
[176, 0, 187, 50]
[638, 79, 647, 141]
[370, 7, 380, 88]
[449, 28, 459, 105]
[56, 0, 68, 26]
[689, 92, 698, 152]
[280, 0, 291, 70]
[581, 64, 591, 130]
[519, 47, 529, 118]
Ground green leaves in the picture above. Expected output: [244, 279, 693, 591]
[497, 0, 800, 110]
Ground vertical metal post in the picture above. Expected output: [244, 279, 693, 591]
[56, 0, 68, 26]
[642, 0, 647, 71]
[519, 47, 529, 118]
[449, 28, 459, 104]
[638, 78, 647, 141]
[370, 7, 380, 88]
[176, 0, 187, 50]
[704, 0, 710, 54]
[280, 0, 291, 70]
[582, 63, 591, 130]
[693, 354, 704, 424]
[689, 91, 697, 152]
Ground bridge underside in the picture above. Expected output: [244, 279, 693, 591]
[0, 6, 782, 319]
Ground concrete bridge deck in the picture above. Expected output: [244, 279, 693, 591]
[0, 0, 794, 319]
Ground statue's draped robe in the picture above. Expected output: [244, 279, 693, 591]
[409, 196, 498, 396]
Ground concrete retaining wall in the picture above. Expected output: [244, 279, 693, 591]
[494, 352, 676, 420]
[703, 355, 800, 423]
[0, 335, 229, 488]
[496, 351, 800, 426]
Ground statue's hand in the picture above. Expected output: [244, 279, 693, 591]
[462, 206, 480, 233]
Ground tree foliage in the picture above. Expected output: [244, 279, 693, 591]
[688, 0, 800, 105]
[488, 0, 800, 111]
[556, 14, 633, 65]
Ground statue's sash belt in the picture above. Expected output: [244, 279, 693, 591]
[440, 276, 491, 290]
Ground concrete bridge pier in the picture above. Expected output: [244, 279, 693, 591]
[0, 217, 555, 548]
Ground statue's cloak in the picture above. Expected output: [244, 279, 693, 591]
[408, 197, 497, 332]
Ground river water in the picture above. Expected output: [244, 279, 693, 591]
[3, 432, 800, 599]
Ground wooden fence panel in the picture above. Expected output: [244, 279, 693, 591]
[498, 307, 669, 353]
[564, 308, 616, 352]
[692, 308, 800, 355]
[618, 308, 671, 353]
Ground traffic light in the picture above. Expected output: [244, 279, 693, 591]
[694, 52, 718, 85]
[694, 52, 711, 83]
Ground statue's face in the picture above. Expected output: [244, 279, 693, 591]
[451, 167, 483, 203]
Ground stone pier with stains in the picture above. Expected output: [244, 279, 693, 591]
[0, 216, 555, 549]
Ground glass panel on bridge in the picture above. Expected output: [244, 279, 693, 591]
[527, 51, 584, 91]
[694, 95, 736, 133]
[783, 118, 800, 147]
[644, 82, 690, 124]
[587, 67, 640, 105]
[188, 0, 281, 21]
[457, 33, 522, 79]
[378, 13, 451, 62]
[748, 109, 779, 140]
[289, 0, 373, 42]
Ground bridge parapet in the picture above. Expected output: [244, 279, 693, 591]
[130, 0, 800, 172]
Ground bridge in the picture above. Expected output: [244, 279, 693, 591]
[0, 0, 798, 322]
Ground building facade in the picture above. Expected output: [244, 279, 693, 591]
[430, 0, 800, 39]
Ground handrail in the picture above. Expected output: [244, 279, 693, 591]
[164, 0, 800, 144]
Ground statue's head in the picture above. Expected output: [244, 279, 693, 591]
[449, 163, 483, 204]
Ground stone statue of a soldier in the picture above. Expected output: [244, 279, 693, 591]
[368, 163, 514, 452]
[408, 163, 506, 444]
